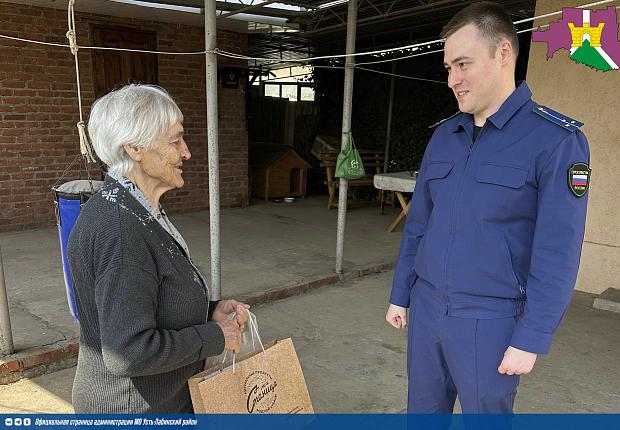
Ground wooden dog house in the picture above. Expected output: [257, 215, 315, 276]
[250, 144, 310, 200]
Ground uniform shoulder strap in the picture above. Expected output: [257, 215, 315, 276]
[533, 105, 583, 132]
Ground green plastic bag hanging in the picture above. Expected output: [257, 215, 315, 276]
[335, 133, 365, 180]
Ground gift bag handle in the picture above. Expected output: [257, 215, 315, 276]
[221, 310, 267, 373]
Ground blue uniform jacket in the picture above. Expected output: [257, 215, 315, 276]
[390, 82, 590, 354]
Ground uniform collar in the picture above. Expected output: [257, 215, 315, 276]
[451, 81, 532, 132]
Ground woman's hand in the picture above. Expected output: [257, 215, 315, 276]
[212, 299, 250, 330]
[215, 319, 241, 353]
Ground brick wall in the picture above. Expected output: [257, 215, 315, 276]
[0, 2, 249, 231]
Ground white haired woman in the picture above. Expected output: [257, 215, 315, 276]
[68, 84, 247, 413]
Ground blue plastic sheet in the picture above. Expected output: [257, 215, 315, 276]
[56, 196, 81, 321]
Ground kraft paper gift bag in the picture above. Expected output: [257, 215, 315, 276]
[188, 313, 314, 414]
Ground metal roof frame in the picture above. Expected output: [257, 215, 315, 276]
[122, 0, 535, 70]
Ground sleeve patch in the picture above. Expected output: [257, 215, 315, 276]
[568, 162, 591, 197]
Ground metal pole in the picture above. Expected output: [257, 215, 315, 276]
[335, 0, 357, 274]
[205, 0, 221, 300]
[380, 62, 396, 215]
[383, 62, 396, 174]
[0, 246, 14, 356]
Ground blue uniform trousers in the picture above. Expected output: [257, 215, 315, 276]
[407, 278, 520, 413]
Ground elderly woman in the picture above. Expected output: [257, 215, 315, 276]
[68, 84, 247, 413]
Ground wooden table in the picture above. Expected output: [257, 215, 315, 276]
[373, 172, 417, 233]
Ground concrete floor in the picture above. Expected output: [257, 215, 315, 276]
[0, 271, 618, 414]
[0, 196, 403, 353]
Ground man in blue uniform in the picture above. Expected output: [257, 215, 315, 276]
[385, 1, 590, 413]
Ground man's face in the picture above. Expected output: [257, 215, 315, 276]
[443, 24, 504, 117]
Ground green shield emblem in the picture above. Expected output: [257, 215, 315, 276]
[568, 162, 591, 198]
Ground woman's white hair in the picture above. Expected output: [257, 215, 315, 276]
[88, 84, 183, 176]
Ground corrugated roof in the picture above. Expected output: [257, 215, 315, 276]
[92, 0, 536, 69]
[246, 0, 536, 69]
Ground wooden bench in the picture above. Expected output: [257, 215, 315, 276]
[317, 149, 384, 209]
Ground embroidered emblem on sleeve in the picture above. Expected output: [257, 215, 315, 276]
[568, 162, 591, 197]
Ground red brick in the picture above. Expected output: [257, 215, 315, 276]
[0, 360, 22, 375]
[0, 4, 248, 231]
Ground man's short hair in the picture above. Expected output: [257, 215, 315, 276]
[440, 1, 519, 59]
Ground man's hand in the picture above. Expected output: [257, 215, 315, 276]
[212, 299, 250, 330]
[498, 346, 537, 375]
[385, 304, 408, 329]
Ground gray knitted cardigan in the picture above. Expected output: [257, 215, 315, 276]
[68, 175, 224, 413]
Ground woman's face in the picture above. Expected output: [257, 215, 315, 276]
[138, 121, 191, 190]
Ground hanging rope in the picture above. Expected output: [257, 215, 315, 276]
[66, 0, 96, 165]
